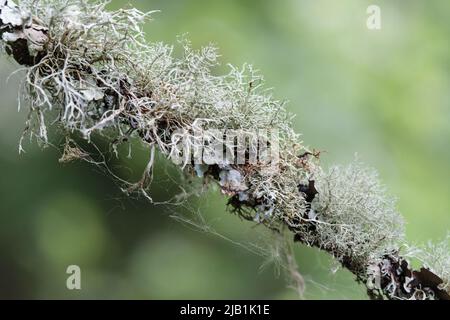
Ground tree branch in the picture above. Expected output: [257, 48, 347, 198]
[1, 0, 448, 300]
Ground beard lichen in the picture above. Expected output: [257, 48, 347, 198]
[13, 0, 309, 229]
[306, 162, 405, 272]
[1, 0, 448, 300]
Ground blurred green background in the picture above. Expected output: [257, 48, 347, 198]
[0, 0, 448, 299]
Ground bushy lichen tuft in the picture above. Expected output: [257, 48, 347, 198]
[301, 162, 405, 271]
[406, 234, 450, 295]
[9, 0, 312, 232]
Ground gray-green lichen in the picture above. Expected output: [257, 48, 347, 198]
[308, 162, 405, 270]
[1, 0, 448, 300]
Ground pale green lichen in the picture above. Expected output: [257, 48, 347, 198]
[305, 162, 405, 271]
[15, 0, 309, 227]
[405, 234, 450, 294]
[2, 0, 448, 299]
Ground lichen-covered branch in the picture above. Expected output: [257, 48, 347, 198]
[1, 0, 449, 300]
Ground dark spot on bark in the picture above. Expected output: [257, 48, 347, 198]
[4, 39, 46, 66]
[298, 180, 318, 203]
